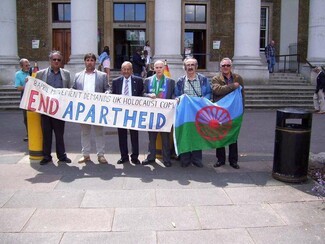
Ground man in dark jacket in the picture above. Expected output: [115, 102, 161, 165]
[132, 48, 145, 77]
[313, 67, 325, 114]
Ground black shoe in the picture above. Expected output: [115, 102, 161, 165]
[192, 162, 203, 168]
[230, 163, 240, 169]
[23, 137, 28, 142]
[59, 157, 72, 164]
[117, 158, 129, 164]
[213, 162, 225, 168]
[142, 159, 156, 165]
[40, 158, 52, 165]
[163, 161, 172, 167]
[131, 159, 141, 165]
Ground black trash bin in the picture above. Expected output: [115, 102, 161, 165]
[272, 108, 313, 183]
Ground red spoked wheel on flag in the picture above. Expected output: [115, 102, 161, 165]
[195, 106, 232, 141]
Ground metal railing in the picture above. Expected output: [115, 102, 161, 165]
[275, 54, 300, 73]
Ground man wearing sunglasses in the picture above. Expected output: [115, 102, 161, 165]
[211, 57, 244, 169]
[36, 50, 72, 165]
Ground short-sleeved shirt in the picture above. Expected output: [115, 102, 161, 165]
[14, 70, 29, 88]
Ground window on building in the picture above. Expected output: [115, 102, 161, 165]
[260, 7, 269, 50]
[53, 3, 71, 22]
[185, 4, 206, 23]
[114, 3, 146, 22]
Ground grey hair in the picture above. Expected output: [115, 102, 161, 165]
[220, 57, 232, 67]
[49, 50, 62, 59]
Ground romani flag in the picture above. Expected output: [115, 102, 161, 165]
[173, 87, 244, 155]
[163, 60, 171, 78]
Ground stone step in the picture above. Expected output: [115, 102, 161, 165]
[0, 95, 21, 100]
[246, 98, 312, 103]
[268, 82, 310, 86]
[245, 104, 313, 109]
[245, 96, 313, 100]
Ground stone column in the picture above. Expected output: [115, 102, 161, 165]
[307, 0, 325, 65]
[154, 0, 183, 80]
[233, 0, 268, 84]
[0, 0, 19, 85]
[67, 0, 98, 75]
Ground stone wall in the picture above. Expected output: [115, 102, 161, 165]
[17, 0, 49, 61]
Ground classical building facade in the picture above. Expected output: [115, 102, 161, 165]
[0, 0, 325, 85]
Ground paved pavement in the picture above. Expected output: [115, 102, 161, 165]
[0, 110, 324, 244]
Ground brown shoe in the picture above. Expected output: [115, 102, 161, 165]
[98, 155, 108, 164]
[78, 156, 90, 164]
[317, 111, 325, 114]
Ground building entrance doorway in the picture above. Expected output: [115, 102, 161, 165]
[184, 30, 206, 69]
[114, 29, 146, 69]
[52, 29, 71, 67]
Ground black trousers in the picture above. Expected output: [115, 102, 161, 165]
[216, 141, 238, 164]
[23, 109, 27, 136]
[117, 128, 139, 160]
[41, 114, 67, 160]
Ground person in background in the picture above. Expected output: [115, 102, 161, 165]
[99, 46, 111, 77]
[265, 40, 276, 73]
[313, 66, 325, 114]
[111, 61, 144, 165]
[142, 50, 149, 77]
[146, 62, 156, 77]
[175, 57, 211, 168]
[132, 48, 145, 77]
[144, 40, 151, 63]
[72, 53, 110, 164]
[142, 60, 175, 167]
[211, 57, 244, 169]
[36, 50, 72, 165]
[14, 58, 30, 142]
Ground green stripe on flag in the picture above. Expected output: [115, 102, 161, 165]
[175, 115, 243, 155]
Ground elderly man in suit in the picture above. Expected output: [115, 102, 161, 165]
[112, 61, 144, 165]
[72, 53, 110, 164]
[36, 50, 71, 165]
[142, 60, 175, 167]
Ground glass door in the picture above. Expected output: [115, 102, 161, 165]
[184, 30, 206, 69]
[114, 29, 146, 69]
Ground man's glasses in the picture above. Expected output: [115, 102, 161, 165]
[221, 64, 231, 67]
[52, 59, 61, 62]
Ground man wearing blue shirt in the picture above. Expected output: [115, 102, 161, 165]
[14, 58, 31, 141]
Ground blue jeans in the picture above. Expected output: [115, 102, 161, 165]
[267, 56, 276, 73]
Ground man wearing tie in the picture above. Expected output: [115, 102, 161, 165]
[112, 61, 144, 164]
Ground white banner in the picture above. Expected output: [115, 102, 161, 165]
[20, 77, 177, 132]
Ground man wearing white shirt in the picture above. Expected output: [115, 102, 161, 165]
[72, 53, 110, 164]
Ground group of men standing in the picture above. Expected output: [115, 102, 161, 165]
[14, 51, 245, 169]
